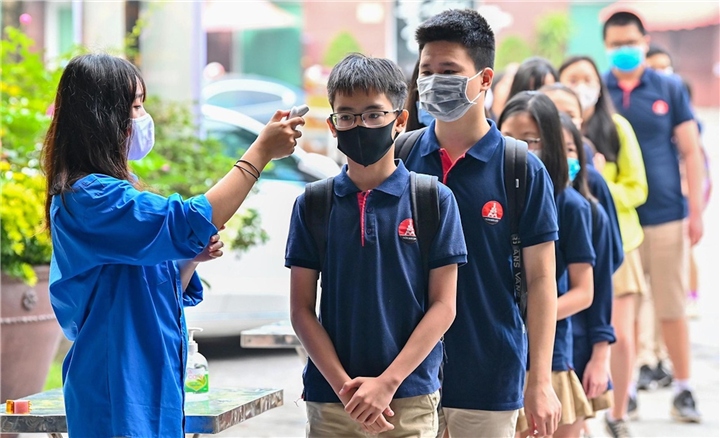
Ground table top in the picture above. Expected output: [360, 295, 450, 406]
[1, 387, 283, 434]
[241, 319, 301, 348]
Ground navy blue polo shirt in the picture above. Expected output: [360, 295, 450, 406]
[604, 68, 694, 226]
[585, 166, 624, 272]
[572, 199, 616, 384]
[285, 161, 467, 403]
[402, 120, 558, 411]
[553, 187, 596, 371]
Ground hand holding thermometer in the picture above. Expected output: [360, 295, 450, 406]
[288, 104, 310, 119]
[288, 104, 309, 132]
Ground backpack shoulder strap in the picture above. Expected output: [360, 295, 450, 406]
[503, 136, 528, 233]
[395, 127, 428, 162]
[503, 136, 529, 319]
[304, 177, 334, 269]
[410, 171, 439, 275]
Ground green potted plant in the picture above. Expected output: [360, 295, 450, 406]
[0, 25, 64, 404]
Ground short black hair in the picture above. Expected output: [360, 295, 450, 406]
[603, 11, 646, 39]
[647, 44, 671, 60]
[508, 57, 559, 100]
[326, 53, 408, 110]
[415, 9, 495, 71]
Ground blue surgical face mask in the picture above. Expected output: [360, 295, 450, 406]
[415, 101, 436, 127]
[568, 157, 581, 182]
[607, 45, 645, 73]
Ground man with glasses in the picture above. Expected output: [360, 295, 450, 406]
[285, 53, 467, 437]
[602, 10, 704, 435]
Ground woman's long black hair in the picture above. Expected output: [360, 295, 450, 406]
[42, 53, 146, 226]
[498, 91, 568, 196]
[559, 55, 621, 163]
[507, 57, 559, 101]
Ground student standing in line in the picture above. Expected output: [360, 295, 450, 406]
[538, 83, 624, 275]
[602, 10, 704, 428]
[539, 88, 621, 427]
[43, 53, 301, 438]
[286, 53, 467, 438]
[558, 54, 650, 435]
[402, 10, 562, 437]
[499, 92, 595, 438]
[559, 113, 617, 419]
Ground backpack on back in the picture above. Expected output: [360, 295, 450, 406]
[395, 128, 530, 320]
[304, 171, 440, 281]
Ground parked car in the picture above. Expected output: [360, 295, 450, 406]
[184, 105, 340, 338]
[201, 74, 305, 124]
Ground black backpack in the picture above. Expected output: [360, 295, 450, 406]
[304, 171, 440, 280]
[394, 127, 529, 320]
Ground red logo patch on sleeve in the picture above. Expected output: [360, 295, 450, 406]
[482, 201, 503, 225]
[652, 100, 669, 115]
[398, 218, 417, 243]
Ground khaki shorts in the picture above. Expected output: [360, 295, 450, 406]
[516, 370, 592, 433]
[438, 407, 518, 438]
[306, 391, 440, 438]
[638, 220, 689, 320]
[612, 248, 647, 297]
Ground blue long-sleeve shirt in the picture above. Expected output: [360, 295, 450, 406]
[49, 174, 217, 438]
[586, 164, 624, 272]
[572, 200, 617, 381]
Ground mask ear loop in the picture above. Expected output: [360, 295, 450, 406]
[466, 69, 485, 104]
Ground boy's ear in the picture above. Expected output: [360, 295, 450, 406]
[394, 109, 409, 133]
[326, 117, 338, 138]
[480, 68, 495, 91]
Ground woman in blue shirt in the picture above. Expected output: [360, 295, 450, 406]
[42, 53, 301, 438]
[559, 113, 617, 412]
[499, 92, 595, 438]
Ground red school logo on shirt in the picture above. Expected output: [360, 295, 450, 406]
[398, 218, 417, 243]
[652, 99, 669, 115]
[482, 201, 503, 225]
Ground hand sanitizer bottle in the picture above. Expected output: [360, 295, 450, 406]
[185, 327, 209, 402]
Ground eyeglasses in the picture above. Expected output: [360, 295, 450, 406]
[329, 110, 400, 130]
[523, 138, 541, 145]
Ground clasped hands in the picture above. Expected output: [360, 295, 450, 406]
[338, 376, 398, 435]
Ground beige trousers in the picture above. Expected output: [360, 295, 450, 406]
[306, 391, 440, 438]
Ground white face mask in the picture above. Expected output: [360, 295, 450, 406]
[417, 71, 483, 122]
[127, 113, 155, 160]
[571, 83, 601, 112]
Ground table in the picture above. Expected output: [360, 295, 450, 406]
[1, 387, 282, 437]
[240, 320, 307, 362]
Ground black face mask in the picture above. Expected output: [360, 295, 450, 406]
[336, 120, 396, 167]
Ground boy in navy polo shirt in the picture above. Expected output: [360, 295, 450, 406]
[402, 9, 562, 438]
[285, 53, 467, 437]
[602, 10, 704, 429]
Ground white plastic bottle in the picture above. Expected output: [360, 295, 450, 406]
[184, 327, 209, 402]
